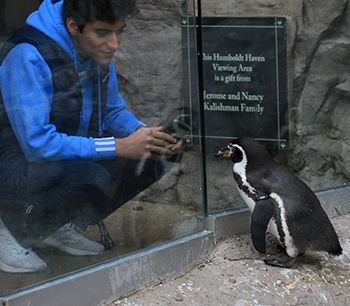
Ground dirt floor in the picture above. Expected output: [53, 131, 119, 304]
[105, 213, 350, 306]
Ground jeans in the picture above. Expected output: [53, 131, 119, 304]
[0, 157, 164, 247]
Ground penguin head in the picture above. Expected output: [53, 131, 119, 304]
[215, 137, 269, 164]
[215, 141, 244, 164]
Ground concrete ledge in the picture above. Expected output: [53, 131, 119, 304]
[205, 208, 251, 240]
[316, 186, 350, 218]
[0, 231, 214, 306]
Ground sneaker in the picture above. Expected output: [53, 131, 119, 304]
[0, 228, 47, 273]
[42, 223, 104, 256]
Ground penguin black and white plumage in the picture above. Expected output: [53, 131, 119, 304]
[215, 137, 342, 268]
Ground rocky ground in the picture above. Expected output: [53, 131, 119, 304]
[105, 213, 350, 306]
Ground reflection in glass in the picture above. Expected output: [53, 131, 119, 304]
[0, 0, 202, 296]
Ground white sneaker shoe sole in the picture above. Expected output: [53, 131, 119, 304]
[0, 260, 47, 273]
[42, 236, 103, 256]
[0, 227, 47, 273]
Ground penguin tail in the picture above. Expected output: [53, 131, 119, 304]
[328, 243, 343, 256]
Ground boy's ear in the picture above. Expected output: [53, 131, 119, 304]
[66, 17, 80, 35]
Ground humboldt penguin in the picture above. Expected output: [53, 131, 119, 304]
[215, 137, 342, 268]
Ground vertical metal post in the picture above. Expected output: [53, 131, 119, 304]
[195, 0, 208, 216]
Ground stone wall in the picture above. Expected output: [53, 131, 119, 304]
[114, 0, 350, 212]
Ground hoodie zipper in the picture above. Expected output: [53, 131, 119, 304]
[73, 49, 102, 136]
[97, 65, 102, 136]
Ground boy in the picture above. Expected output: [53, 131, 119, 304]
[0, 0, 182, 273]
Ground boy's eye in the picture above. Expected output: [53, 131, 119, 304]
[96, 31, 109, 37]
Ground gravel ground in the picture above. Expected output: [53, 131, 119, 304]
[104, 213, 350, 306]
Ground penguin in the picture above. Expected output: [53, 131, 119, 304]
[215, 137, 342, 268]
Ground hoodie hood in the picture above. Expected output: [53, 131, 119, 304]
[26, 0, 91, 72]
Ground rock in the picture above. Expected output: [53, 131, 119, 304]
[175, 293, 184, 301]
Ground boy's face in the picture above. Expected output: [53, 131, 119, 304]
[70, 18, 126, 66]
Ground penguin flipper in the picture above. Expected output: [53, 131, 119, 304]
[251, 191, 276, 254]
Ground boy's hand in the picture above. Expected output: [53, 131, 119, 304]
[114, 126, 182, 160]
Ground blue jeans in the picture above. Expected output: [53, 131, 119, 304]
[0, 157, 164, 247]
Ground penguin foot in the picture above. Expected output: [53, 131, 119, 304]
[264, 257, 296, 268]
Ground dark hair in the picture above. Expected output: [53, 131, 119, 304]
[63, 0, 137, 29]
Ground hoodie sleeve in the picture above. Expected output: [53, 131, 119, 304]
[0, 43, 115, 163]
[102, 63, 145, 138]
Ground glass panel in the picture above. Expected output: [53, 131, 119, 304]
[201, 16, 288, 213]
[0, 0, 42, 35]
[0, 0, 202, 296]
[199, 2, 350, 214]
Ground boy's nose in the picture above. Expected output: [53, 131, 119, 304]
[107, 34, 122, 50]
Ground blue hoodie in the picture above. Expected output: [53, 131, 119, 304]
[0, 0, 144, 163]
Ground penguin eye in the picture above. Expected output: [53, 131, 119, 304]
[231, 147, 243, 163]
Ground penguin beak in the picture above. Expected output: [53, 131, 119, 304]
[215, 145, 234, 157]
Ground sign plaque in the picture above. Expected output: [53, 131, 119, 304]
[182, 17, 289, 150]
